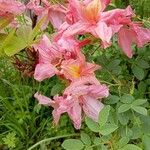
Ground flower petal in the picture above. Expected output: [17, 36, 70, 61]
[34, 63, 56, 81]
[82, 96, 104, 121]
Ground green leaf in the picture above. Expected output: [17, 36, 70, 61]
[132, 99, 147, 106]
[132, 106, 147, 116]
[118, 137, 129, 148]
[108, 59, 121, 68]
[118, 112, 129, 125]
[62, 139, 84, 150]
[136, 59, 150, 69]
[29, 15, 47, 43]
[2, 132, 17, 149]
[120, 94, 134, 104]
[51, 83, 64, 96]
[118, 104, 131, 113]
[81, 133, 91, 146]
[118, 144, 142, 150]
[131, 126, 143, 139]
[105, 95, 120, 104]
[0, 33, 7, 56]
[99, 124, 118, 135]
[85, 117, 100, 132]
[2, 29, 28, 56]
[85, 147, 93, 150]
[132, 65, 145, 80]
[16, 26, 32, 45]
[142, 135, 150, 150]
[98, 105, 110, 127]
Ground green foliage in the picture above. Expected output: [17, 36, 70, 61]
[0, 1, 150, 150]
[62, 139, 84, 150]
[2, 132, 18, 149]
[0, 16, 46, 57]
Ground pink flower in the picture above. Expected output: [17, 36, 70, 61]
[64, 76, 109, 127]
[0, 0, 25, 16]
[63, 0, 113, 47]
[33, 35, 62, 81]
[60, 55, 100, 81]
[34, 76, 109, 129]
[27, 0, 66, 29]
[34, 92, 82, 129]
[118, 23, 150, 58]
[0, 0, 25, 29]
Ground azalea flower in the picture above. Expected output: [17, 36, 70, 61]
[33, 35, 63, 81]
[34, 76, 109, 129]
[27, 0, 66, 29]
[0, 0, 25, 29]
[99, 6, 150, 57]
[0, 0, 25, 16]
[63, 0, 113, 47]
[33, 33, 92, 81]
[60, 55, 100, 81]
[118, 23, 150, 58]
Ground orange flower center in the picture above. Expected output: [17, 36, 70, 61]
[68, 65, 81, 78]
[82, 0, 101, 23]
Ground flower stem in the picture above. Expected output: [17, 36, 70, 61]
[27, 133, 79, 150]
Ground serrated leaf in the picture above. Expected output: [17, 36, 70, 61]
[132, 65, 145, 80]
[132, 106, 147, 115]
[118, 104, 131, 113]
[132, 99, 147, 106]
[85, 117, 100, 132]
[119, 144, 142, 150]
[98, 105, 110, 127]
[81, 133, 91, 146]
[99, 124, 118, 135]
[62, 139, 84, 150]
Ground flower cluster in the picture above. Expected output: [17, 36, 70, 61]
[1, 0, 150, 129]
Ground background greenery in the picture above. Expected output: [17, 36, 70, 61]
[0, 0, 150, 149]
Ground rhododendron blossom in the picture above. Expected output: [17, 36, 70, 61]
[63, 0, 113, 47]
[33, 35, 63, 81]
[60, 57, 100, 81]
[0, 0, 25, 16]
[35, 77, 109, 129]
[27, 0, 66, 29]
[0, 0, 25, 29]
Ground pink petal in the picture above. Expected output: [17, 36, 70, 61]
[82, 96, 104, 121]
[118, 27, 136, 58]
[88, 84, 109, 98]
[132, 25, 150, 47]
[34, 92, 53, 106]
[94, 21, 112, 44]
[0, 0, 25, 15]
[34, 63, 56, 81]
[68, 101, 82, 129]
[63, 21, 87, 37]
